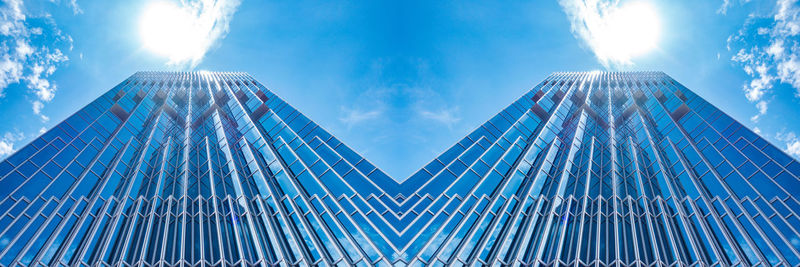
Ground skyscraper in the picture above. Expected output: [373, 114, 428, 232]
[0, 70, 799, 266]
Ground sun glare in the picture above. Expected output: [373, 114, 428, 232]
[594, 1, 660, 65]
[140, 2, 205, 65]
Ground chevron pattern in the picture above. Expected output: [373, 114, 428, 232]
[0, 71, 799, 266]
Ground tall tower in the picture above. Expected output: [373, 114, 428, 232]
[0, 71, 798, 266]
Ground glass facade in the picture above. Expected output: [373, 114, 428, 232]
[0, 70, 799, 266]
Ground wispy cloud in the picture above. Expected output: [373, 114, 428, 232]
[178, 0, 241, 67]
[339, 107, 382, 129]
[66, 0, 83, 15]
[418, 107, 461, 128]
[718, 0, 732, 14]
[49, 0, 83, 15]
[728, 0, 800, 121]
[336, 84, 393, 129]
[558, 0, 660, 68]
[0, 0, 72, 123]
[141, 0, 241, 67]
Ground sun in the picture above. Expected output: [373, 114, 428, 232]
[139, 2, 205, 64]
[594, 1, 661, 65]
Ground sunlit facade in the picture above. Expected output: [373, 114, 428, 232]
[1, 71, 799, 266]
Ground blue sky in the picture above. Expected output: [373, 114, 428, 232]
[1, 0, 800, 179]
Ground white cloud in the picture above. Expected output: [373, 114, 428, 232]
[15, 39, 32, 58]
[757, 100, 768, 114]
[32, 100, 48, 122]
[727, 0, 800, 121]
[776, 0, 800, 35]
[0, 130, 24, 158]
[32, 100, 42, 114]
[777, 130, 800, 158]
[746, 64, 772, 101]
[732, 48, 754, 64]
[787, 139, 800, 156]
[777, 54, 800, 92]
[751, 100, 768, 122]
[0, 141, 12, 157]
[418, 107, 462, 128]
[27, 63, 60, 102]
[0, 0, 73, 123]
[140, 0, 241, 67]
[0, 54, 24, 97]
[767, 39, 785, 57]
